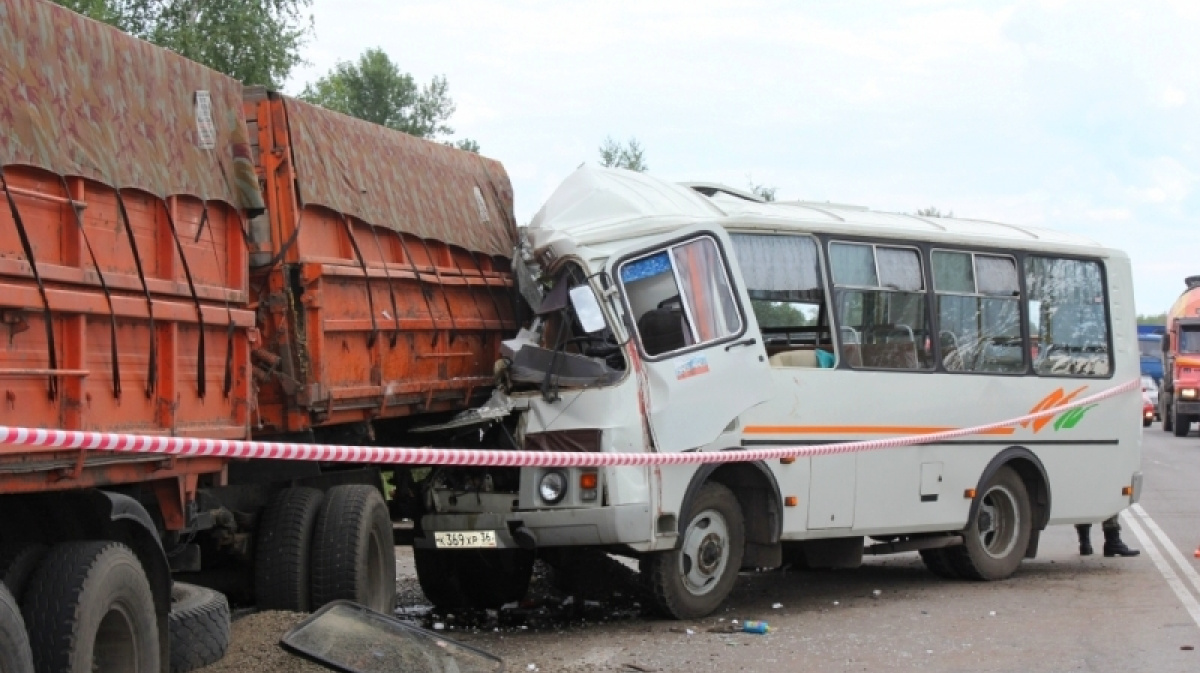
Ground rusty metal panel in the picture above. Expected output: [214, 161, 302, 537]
[0, 0, 263, 212]
[281, 96, 516, 258]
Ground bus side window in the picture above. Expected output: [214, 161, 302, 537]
[729, 233, 830, 365]
[1026, 256, 1111, 377]
[829, 242, 933, 370]
[932, 251, 1024, 374]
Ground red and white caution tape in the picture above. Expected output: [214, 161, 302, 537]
[0, 378, 1139, 468]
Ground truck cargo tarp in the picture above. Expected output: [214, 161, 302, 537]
[0, 0, 264, 212]
[282, 96, 516, 258]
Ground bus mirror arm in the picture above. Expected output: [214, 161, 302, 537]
[725, 337, 757, 352]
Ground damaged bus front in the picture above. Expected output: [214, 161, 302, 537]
[411, 167, 775, 618]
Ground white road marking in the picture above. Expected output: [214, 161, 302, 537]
[1130, 503, 1200, 597]
[1119, 510, 1200, 630]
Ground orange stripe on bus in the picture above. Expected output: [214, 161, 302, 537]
[742, 425, 1016, 436]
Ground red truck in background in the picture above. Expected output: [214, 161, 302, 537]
[1160, 276, 1200, 437]
[0, 2, 516, 671]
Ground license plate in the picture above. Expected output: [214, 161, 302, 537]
[433, 530, 498, 549]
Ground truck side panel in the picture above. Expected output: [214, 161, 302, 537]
[245, 92, 517, 435]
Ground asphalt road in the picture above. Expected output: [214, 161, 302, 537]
[431, 424, 1200, 673]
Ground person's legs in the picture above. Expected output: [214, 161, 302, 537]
[1075, 523, 1093, 556]
[1101, 515, 1140, 557]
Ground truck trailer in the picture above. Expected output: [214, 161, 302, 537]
[0, 2, 516, 671]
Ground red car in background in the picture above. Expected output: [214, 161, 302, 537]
[1144, 392, 1156, 427]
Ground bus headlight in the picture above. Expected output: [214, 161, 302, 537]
[539, 471, 568, 504]
[1181, 388, 1198, 400]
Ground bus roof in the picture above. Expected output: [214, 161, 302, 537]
[527, 166, 1123, 260]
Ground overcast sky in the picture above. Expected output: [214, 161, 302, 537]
[286, 0, 1198, 315]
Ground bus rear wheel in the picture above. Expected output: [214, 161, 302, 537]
[919, 548, 960, 579]
[644, 482, 745, 619]
[947, 467, 1031, 581]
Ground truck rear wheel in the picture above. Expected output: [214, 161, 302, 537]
[254, 487, 323, 611]
[310, 485, 396, 613]
[413, 548, 534, 609]
[0, 542, 47, 602]
[1163, 400, 1174, 432]
[946, 467, 1031, 581]
[0, 583, 33, 673]
[643, 482, 745, 619]
[22, 541, 159, 673]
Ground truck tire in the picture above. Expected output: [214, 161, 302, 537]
[1173, 410, 1190, 437]
[254, 487, 323, 611]
[413, 548, 534, 609]
[643, 482, 745, 619]
[1162, 399, 1173, 432]
[310, 485, 396, 613]
[0, 583, 33, 673]
[22, 541, 159, 673]
[946, 467, 1031, 581]
[0, 543, 47, 601]
[167, 582, 230, 673]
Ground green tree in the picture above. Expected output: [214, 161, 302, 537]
[751, 301, 816, 328]
[599, 136, 648, 172]
[300, 48, 476, 150]
[1138, 313, 1167, 326]
[54, 0, 312, 88]
[915, 206, 954, 218]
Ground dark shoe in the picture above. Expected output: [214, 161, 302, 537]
[1076, 524, 1093, 556]
[1102, 528, 1140, 557]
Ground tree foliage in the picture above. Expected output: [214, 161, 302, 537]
[299, 48, 476, 150]
[1138, 313, 1167, 326]
[915, 206, 954, 218]
[752, 301, 816, 328]
[599, 136, 648, 172]
[54, 0, 312, 88]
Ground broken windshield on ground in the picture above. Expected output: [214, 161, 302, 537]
[281, 601, 504, 673]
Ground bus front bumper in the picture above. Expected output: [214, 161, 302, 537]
[416, 504, 653, 550]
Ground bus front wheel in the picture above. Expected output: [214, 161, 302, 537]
[948, 467, 1031, 581]
[644, 482, 745, 619]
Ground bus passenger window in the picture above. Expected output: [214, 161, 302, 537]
[932, 251, 1024, 374]
[829, 242, 933, 370]
[730, 233, 830, 364]
[1026, 256, 1111, 377]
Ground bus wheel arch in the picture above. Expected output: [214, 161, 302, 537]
[681, 461, 783, 569]
[970, 447, 1052, 545]
[950, 448, 1049, 580]
[644, 481, 745, 619]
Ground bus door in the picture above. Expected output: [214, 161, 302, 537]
[610, 226, 772, 454]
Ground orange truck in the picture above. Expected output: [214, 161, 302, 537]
[0, 2, 515, 671]
[1160, 276, 1200, 437]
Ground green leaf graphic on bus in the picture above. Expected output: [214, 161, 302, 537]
[1052, 404, 1097, 431]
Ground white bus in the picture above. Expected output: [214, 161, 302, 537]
[411, 167, 1142, 619]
